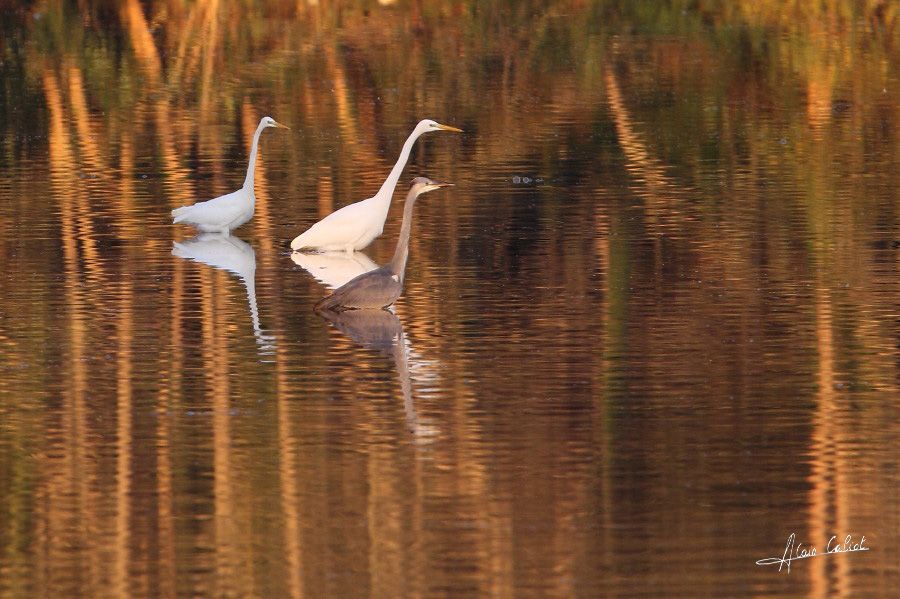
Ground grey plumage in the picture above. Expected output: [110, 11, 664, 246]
[316, 308, 403, 351]
[314, 177, 452, 312]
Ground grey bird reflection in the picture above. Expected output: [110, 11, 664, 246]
[318, 309, 436, 439]
[314, 178, 452, 312]
[172, 233, 276, 356]
[291, 250, 379, 290]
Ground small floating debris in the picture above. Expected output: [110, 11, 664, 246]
[832, 99, 851, 114]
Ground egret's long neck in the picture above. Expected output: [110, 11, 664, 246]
[374, 128, 424, 207]
[243, 123, 267, 191]
[387, 189, 420, 282]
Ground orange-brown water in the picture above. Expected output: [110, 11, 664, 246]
[0, 1, 897, 596]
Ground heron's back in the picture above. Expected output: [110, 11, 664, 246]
[315, 267, 402, 311]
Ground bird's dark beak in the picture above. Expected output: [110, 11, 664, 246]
[273, 121, 290, 130]
[425, 181, 454, 191]
[436, 123, 463, 133]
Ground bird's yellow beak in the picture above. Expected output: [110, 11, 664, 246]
[273, 121, 290, 130]
[425, 181, 454, 191]
[436, 123, 463, 133]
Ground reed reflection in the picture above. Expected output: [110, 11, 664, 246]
[318, 309, 436, 439]
[173, 234, 276, 355]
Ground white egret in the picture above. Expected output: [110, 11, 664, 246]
[171, 116, 288, 234]
[314, 177, 452, 311]
[290, 119, 461, 252]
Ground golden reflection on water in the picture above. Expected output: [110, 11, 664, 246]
[0, 0, 898, 597]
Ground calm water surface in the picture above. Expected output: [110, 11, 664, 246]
[0, 1, 898, 597]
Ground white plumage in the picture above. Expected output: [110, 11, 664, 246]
[172, 233, 276, 355]
[171, 116, 288, 234]
[291, 250, 379, 289]
[290, 118, 462, 253]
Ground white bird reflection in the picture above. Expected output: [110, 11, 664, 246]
[172, 233, 276, 356]
[317, 309, 437, 440]
[291, 251, 379, 289]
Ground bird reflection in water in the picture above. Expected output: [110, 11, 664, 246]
[291, 250, 378, 290]
[317, 309, 437, 439]
[172, 233, 277, 356]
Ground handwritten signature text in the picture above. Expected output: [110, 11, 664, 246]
[756, 533, 869, 573]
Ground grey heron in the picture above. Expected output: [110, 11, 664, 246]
[314, 177, 452, 312]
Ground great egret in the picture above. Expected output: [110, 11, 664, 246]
[290, 119, 461, 252]
[171, 116, 288, 234]
[314, 177, 451, 311]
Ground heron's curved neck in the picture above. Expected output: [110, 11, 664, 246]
[243, 122, 267, 191]
[374, 128, 424, 206]
[386, 189, 420, 282]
